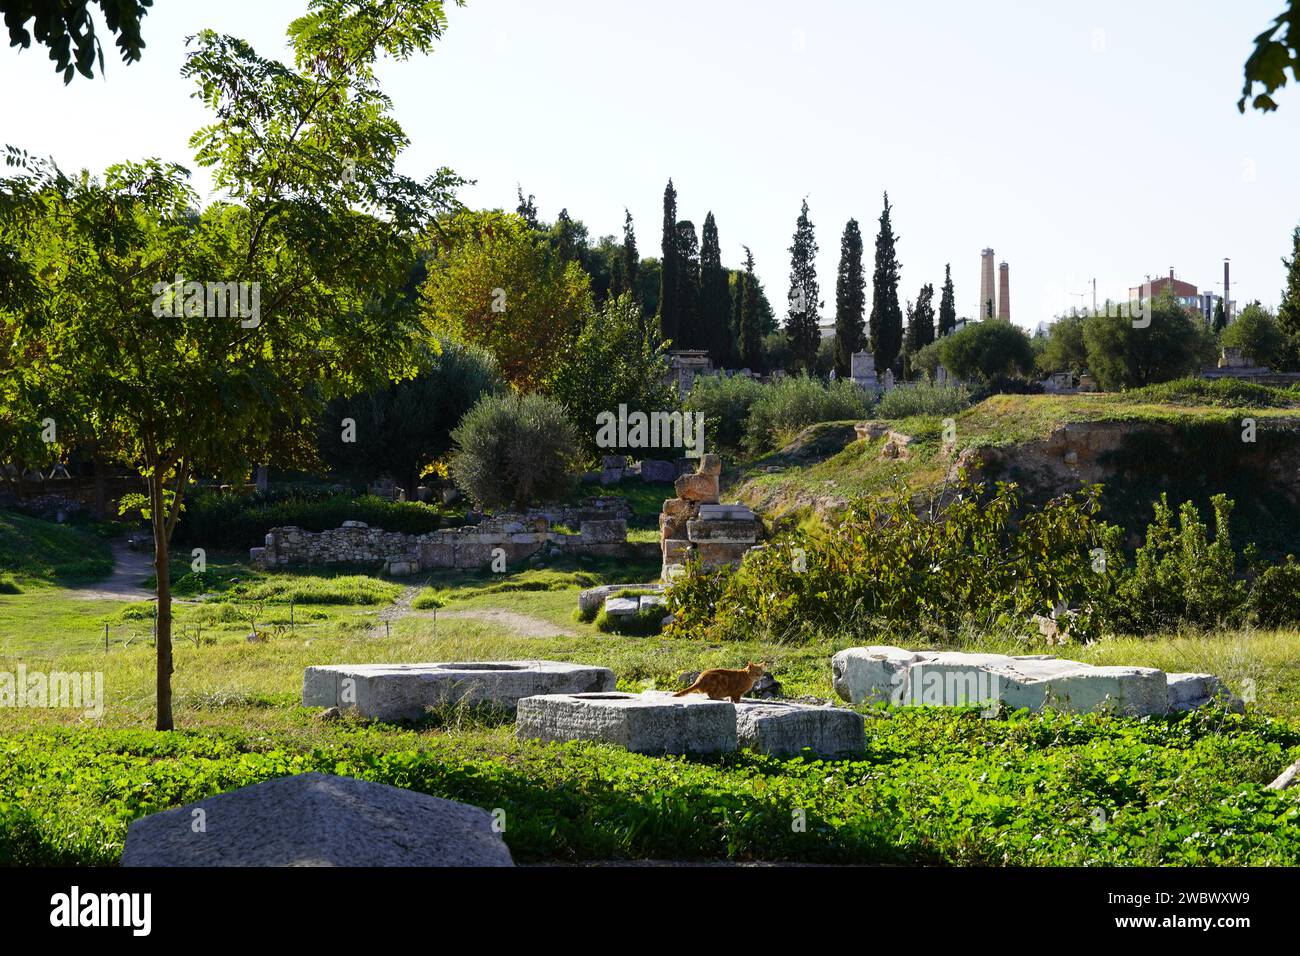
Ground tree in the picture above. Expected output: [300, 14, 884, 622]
[615, 208, 638, 298]
[318, 340, 501, 498]
[785, 198, 821, 373]
[1081, 291, 1214, 389]
[2, 1, 463, 732]
[1213, 297, 1228, 334]
[869, 192, 903, 373]
[938, 320, 1035, 384]
[545, 293, 677, 462]
[674, 219, 701, 350]
[515, 185, 539, 229]
[1037, 313, 1089, 374]
[1222, 301, 1287, 366]
[1280, 224, 1300, 339]
[3, 0, 151, 82]
[698, 212, 730, 366]
[904, 283, 935, 375]
[548, 208, 587, 263]
[420, 209, 592, 391]
[739, 246, 763, 371]
[450, 391, 579, 512]
[1240, 1, 1300, 112]
[657, 179, 680, 344]
[939, 263, 957, 337]
[832, 218, 866, 379]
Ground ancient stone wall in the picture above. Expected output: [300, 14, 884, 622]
[659, 454, 760, 581]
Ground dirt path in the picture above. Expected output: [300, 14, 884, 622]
[366, 585, 424, 638]
[70, 540, 156, 602]
[438, 608, 575, 639]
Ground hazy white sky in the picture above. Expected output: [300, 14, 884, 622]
[3, 0, 1298, 327]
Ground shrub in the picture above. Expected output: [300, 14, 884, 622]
[450, 391, 580, 511]
[684, 374, 766, 456]
[1221, 302, 1287, 368]
[937, 320, 1035, 384]
[743, 376, 871, 456]
[875, 381, 971, 419]
[1247, 555, 1300, 626]
[1123, 377, 1297, 409]
[1081, 291, 1216, 390]
[174, 491, 445, 550]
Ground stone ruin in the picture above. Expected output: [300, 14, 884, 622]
[657, 454, 760, 582]
[831, 646, 1242, 717]
[252, 510, 628, 576]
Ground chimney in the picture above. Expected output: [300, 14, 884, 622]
[1224, 258, 1231, 319]
[998, 262, 1010, 320]
[980, 249, 995, 320]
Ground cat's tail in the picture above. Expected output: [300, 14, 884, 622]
[673, 682, 701, 697]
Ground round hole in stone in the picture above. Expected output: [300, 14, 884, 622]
[436, 662, 527, 671]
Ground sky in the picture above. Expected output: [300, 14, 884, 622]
[2, 0, 1299, 329]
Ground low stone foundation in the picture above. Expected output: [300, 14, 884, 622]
[254, 512, 629, 574]
[516, 691, 738, 755]
[303, 660, 616, 721]
[734, 700, 865, 757]
[830, 646, 1242, 716]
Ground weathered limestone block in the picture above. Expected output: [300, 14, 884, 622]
[734, 700, 865, 758]
[1167, 673, 1244, 713]
[662, 497, 695, 518]
[578, 518, 627, 543]
[695, 542, 751, 568]
[516, 691, 737, 755]
[578, 583, 663, 617]
[687, 518, 757, 543]
[697, 504, 755, 521]
[303, 660, 615, 721]
[640, 460, 677, 483]
[603, 597, 639, 617]
[662, 538, 692, 563]
[832, 646, 926, 705]
[419, 541, 457, 569]
[121, 773, 513, 867]
[674, 473, 720, 504]
[697, 454, 722, 476]
[855, 421, 890, 442]
[454, 542, 497, 569]
[660, 513, 690, 539]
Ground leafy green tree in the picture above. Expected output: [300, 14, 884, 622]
[1222, 301, 1287, 366]
[548, 208, 586, 263]
[698, 212, 730, 365]
[833, 218, 866, 379]
[545, 293, 677, 462]
[1081, 291, 1214, 390]
[657, 179, 680, 344]
[739, 246, 763, 372]
[903, 283, 935, 378]
[614, 208, 638, 297]
[420, 210, 592, 391]
[1037, 313, 1089, 374]
[1280, 224, 1300, 339]
[869, 192, 903, 372]
[938, 264, 957, 337]
[3, 0, 151, 82]
[450, 391, 579, 512]
[1, 0, 465, 731]
[1240, 1, 1300, 111]
[938, 320, 1035, 384]
[318, 340, 501, 498]
[784, 198, 821, 373]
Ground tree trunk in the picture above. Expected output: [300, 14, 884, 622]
[150, 472, 175, 731]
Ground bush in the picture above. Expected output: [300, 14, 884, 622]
[1222, 302, 1287, 368]
[450, 391, 580, 511]
[174, 491, 445, 551]
[875, 381, 971, 419]
[684, 374, 766, 457]
[937, 320, 1035, 384]
[743, 376, 871, 456]
[1121, 377, 1297, 409]
[1082, 292, 1216, 390]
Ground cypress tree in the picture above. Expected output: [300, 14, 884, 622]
[905, 283, 935, 367]
[620, 208, 638, 297]
[675, 220, 701, 350]
[740, 246, 763, 372]
[1280, 225, 1300, 340]
[868, 192, 903, 372]
[939, 263, 957, 337]
[515, 185, 538, 229]
[1213, 297, 1228, 334]
[833, 218, 866, 378]
[657, 179, 680, 344]
[785, 198, 821, 372]
[730, 268, 744, 367]
[698, 212, 730, 366]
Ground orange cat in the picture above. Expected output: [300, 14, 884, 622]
[673, 662, 765, 703]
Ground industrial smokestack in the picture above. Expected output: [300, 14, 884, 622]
[998, 262, 1010, 320]
[980, 249, 995, 320]
[1224, 258, 1230, 320]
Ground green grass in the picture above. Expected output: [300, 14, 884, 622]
[0, 510, 114, 583]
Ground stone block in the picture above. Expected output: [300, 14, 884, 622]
[687, 518, 757, 543]
[579, 518, 627, 543]
[662, 497, 695, 518]
[697, 504, 755, 521]
[734, 700, 865, 758]
[454, 542, 497, 569]
[640, 460, 678, 483]
[121, 772, 513, 867]
[695, 542, 751, 568]
[832, 646, 925, 705]
[1167, 673, 1244, 713]
[697, 453, 723, 476]
[599, 468, 623, 485]
[602, 455, 628, 470]
[662, 538, 692, 563]
[659, 513, 689, 539]
[516, 691, 737, 755]
[603, 597, 639, 617]
[303, 660, 615, 721]
[674, 473, 720, 504]
[577, 583, 663, 617]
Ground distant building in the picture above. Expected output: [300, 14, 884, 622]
[1128, 268, 1230, 325]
